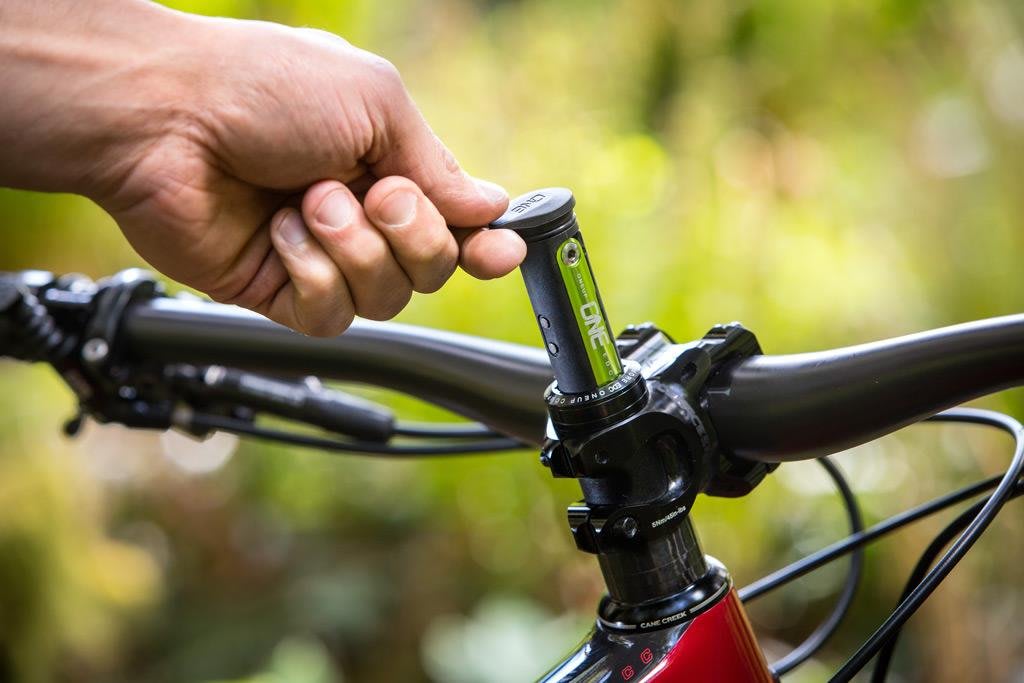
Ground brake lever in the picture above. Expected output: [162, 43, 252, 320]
[166, 364, 395, 442]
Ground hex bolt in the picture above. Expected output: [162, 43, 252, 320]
[560, 240, 581, 266]
[81, 338, 109, 363]
[617, 517, 639, 539]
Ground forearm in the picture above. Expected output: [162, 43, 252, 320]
[0, 0, 200, 198]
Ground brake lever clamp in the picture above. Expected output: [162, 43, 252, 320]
[59, 269, 182, 435]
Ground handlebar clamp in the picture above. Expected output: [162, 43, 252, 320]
[540, 322, 775, 555]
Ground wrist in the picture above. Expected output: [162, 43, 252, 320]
[0, 1, 206, 200]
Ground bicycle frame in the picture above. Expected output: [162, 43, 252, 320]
[542, 586, 770, 682]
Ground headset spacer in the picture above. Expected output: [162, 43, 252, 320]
[544, 362, 647, 434]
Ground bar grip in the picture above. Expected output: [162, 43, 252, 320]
[491, 188, 622, 394]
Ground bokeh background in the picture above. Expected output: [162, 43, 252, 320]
[3, 0, 1024, 680]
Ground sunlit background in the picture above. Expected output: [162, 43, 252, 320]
[3, 0, 1024, 681]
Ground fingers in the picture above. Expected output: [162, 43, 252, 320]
[269, 174, 522, 337]
[312, 174, 521, 291]
[363, 176, 458, 293]
[268, 208, 355, 336]
[302, 180, 413, 320]
[456, 227, 528, 280]
[370, 84, 509, 227]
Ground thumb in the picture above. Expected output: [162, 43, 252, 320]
[370, 93, 508, 227]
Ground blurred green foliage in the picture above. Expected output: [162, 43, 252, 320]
[3, 0, 1024, 680]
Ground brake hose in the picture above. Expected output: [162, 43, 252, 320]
[830, 408, 1024, 682]
[769, 456, 864, 677]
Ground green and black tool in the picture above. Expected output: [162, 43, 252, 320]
[491, 188, 623, 394]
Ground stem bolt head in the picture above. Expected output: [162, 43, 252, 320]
[81, 338, 109, 364]
[617, 516, 639, 539]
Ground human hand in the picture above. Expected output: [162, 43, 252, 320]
[0, 1, 526, 335]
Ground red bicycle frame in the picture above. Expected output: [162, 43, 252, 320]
[541, 569, 771, 683]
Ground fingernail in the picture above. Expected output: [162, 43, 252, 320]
[276, 211, 308, 245]
[377, 189, 417, 228]
[315, 190, 352, 229]
[474, 178, 508, 204]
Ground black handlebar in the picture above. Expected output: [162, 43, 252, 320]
[705, 314, 1024, 462]
[12, 270, 1021, 462]
[120, 297, 554, 446]
[118, 298, 1024, 464]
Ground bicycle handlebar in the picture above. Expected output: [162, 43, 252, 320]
[114, 295, 1024, 464]
[705, 314, 1024, 462]
[120, 297, 554, 445]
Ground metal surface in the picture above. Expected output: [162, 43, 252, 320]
[120, 298, 553, 445]
[705, 314, 1024, 462]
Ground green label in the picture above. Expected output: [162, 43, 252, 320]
[557, 237, 623, 385]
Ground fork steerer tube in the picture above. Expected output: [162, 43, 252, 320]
[598, 518, 707, 604]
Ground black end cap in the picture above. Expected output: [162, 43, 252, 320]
[489, 187, 576, 242]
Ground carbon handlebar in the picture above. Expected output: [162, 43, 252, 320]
[120, 297, 554, 445]
[116, 298, 1024, 462]
[704, 314, 1024, 462]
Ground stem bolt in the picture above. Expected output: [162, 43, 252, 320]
[616, 517, 639, 539]
[81, 338, 109, 364]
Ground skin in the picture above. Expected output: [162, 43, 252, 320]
[0, 0, 527, 336]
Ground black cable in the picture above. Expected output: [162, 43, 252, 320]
[870, 480, 1024, 682]
[769, 457, 864, 677]
[392, 421, 501, 439]
[737, 473, 999, 602]
[739, 408, 1011, 603]
[189, 413, 527, 456]
[829, 408, 1024, 682]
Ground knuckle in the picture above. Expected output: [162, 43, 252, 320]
[412, 245, 458, 294]
[414, 269, 454, 294]
[414, 229, 457, 264]
[355, 51, 404, 102]
[297, 305, 354, 338]
[222, 285, 263, 310]
[283, 257, 341, 303]
[365, 55, 402, 86]
[357, 287, 412, 321]
[207, 273, 253, 305]
[439, 143, 461, 176]
[304, 266, 340, 299]
[346, 237, 392, 273]
[299, 27, 350, 48]
[218, 269, 288, 312]
[298, 318, 336, 338]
